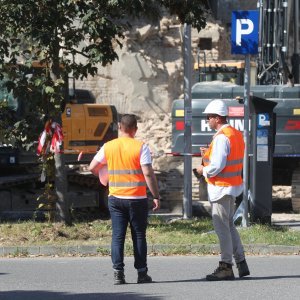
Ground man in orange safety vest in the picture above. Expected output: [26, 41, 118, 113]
[89, 114, 160, 285]
[195, 99, 250, 281]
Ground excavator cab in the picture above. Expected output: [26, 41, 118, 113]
[62, 101, 118, 163]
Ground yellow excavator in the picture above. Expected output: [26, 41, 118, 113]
[62, 90, 118, 164]
[0, 72, 118, 217]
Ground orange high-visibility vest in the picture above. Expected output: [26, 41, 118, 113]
[104, 137, 146, 197]
[202, 126, 244, 187]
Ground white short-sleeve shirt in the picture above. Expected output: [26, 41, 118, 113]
[94, 143, 152, 165]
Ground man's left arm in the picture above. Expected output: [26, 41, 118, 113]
[141, 164, 160, 211]
[140, 143, 160, 211]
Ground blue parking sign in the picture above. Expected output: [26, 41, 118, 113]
[231, 10, 259, 55]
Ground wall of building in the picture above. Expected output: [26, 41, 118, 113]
[71, 16, 223, 116]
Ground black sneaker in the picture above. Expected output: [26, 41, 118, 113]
[137, 271, 152, 284]
[114, 270, 126, 285]
[237, 259, 250, 278]
[206, 262, 235, 281]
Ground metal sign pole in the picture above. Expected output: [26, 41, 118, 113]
[242, 54, 250, 227]
[183, 23, 192, 219]
[232, 9, 259, 226]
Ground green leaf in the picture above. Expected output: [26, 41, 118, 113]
[45, 86, 55, 94]
[34, 78, 42, 86]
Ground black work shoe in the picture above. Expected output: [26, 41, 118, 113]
[137, 271, 152, 284]
[114, 271, 126, 285]
[237, 259, 250, 278]
[206, 262, 235, 281]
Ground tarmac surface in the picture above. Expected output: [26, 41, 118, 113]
[1, 256, 300, 300]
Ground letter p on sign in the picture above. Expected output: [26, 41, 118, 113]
[231, 10, 259, 55]
[236, 19, 254, 46]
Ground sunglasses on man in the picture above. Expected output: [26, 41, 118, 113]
[206, 114, 219, 120]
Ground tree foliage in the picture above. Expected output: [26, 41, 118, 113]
[0, 1, 208, 142]
[0, 0, 208, 77]
[0, 0, 208, 223]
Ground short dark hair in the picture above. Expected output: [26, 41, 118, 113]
[120, 114, 137, 132]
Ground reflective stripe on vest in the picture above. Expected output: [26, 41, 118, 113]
[203, 126, 244, 187]
[203, 158, 243, 168]
[104, 137, 147, 197]
[215, 170, 242, 178]
[108, 169, 143, 175]
[109, 182, 147, 187]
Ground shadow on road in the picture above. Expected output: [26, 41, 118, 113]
[0, 291, 162, 300]
[153, 274, 300, 283]
[155, 278, 206, 283]
[240, 275, 300, 280]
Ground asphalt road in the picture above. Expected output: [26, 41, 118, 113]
[0, 255, 300, 299]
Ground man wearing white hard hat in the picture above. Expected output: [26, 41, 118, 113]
[195, 99, 250, 281]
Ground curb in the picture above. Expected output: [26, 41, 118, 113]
[1, 244, 299, 257]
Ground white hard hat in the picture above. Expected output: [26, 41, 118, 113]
[203, 99, 228, 116]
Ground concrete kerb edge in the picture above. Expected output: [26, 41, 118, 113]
[0, 244, 299, 257]
[0, 245, 110, 257]
[244, 244, 300, 255]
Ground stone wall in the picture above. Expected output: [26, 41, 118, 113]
[72, 15, 225, 213]
[72, 15, 224, 116]
[72, 11, 298, 214]
[135, 113, 208, 213]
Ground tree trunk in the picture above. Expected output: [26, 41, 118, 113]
[54, 152, 72, 225]
[50, 42, 72, 225]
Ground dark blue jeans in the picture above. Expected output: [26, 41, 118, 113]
[108, 196, 149, 272]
